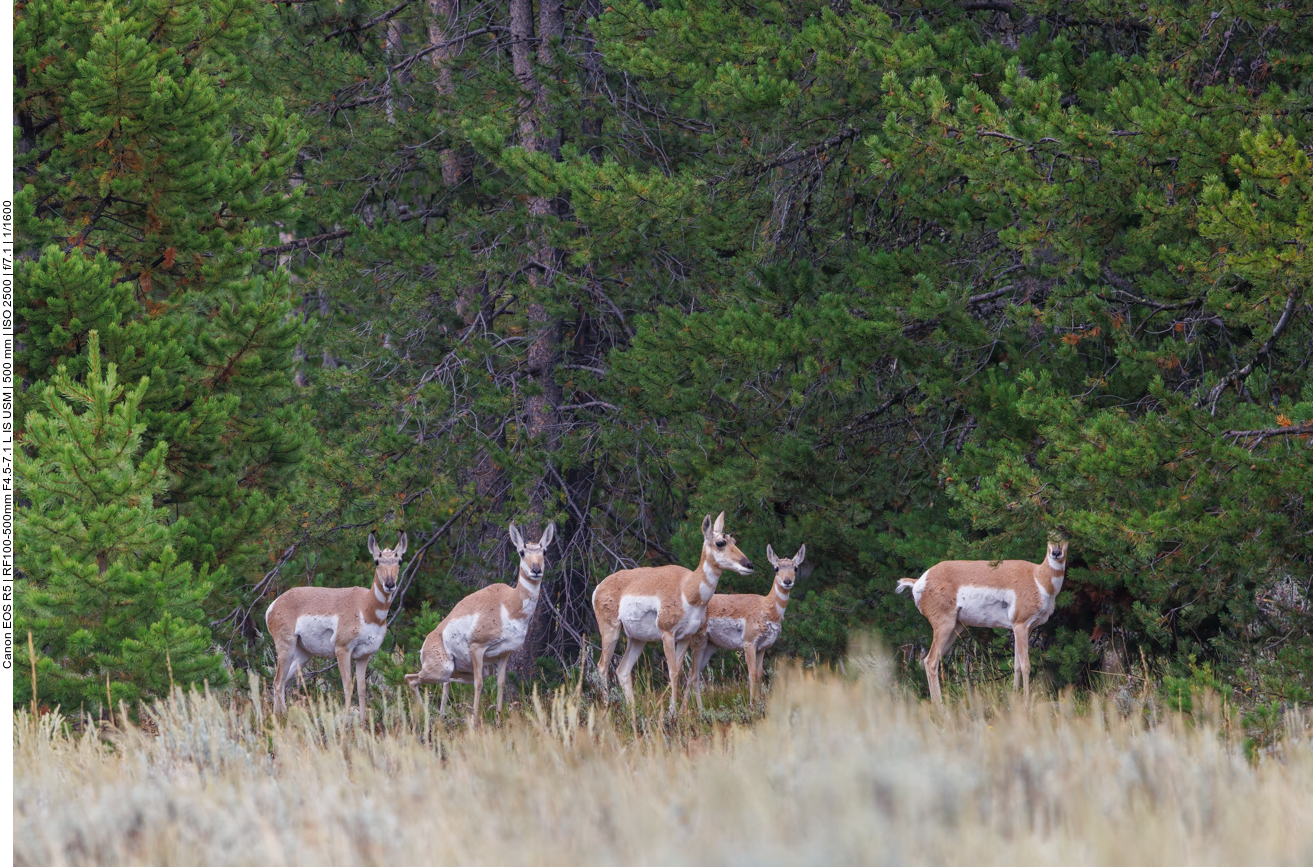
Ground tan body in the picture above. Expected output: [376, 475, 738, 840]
[266, 533, 408, 714]
[406, 522, 555, 725]
[686, 543, 805, 707]
[593, 512, 754, 712]
[896, 541, 1069, 705]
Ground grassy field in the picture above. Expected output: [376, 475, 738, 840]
[14, 646, 1313, 867]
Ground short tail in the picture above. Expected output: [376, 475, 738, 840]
[895, 578, 917, 594]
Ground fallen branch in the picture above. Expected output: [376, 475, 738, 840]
[259, 229, 352, 255]
[386, 501, 475, 630]
[747, 128, 862, 176]
[1224, 423, 1313, 443]
[307, 0, 413, 47]
[1203, 292, 1303, 414]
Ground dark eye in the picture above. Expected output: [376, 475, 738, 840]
[715, 540, 726, 549]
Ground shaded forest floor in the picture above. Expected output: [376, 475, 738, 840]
[15, 645, 1313, 867]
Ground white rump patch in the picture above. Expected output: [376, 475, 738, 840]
[295, 614, 340, 658]
[442, 614, 480, 671]
[707, 617, 746, 650]
[619, 595, 663, 642]
[956, 586, 1017, 630]
[909, 573, 930, 613]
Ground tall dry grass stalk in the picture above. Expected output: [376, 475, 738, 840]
[14, 646, 1313, 867]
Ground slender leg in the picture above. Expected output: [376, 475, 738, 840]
[469, 644, 487, 727]
[1013, 624, 1031, 698]
[744, 643, 759, 703]
[440, 683, 450, 717]
[285, 646, 308, 708]
[495, 657, 510, 719]
[683, 634, 712, 712]
[596, 618, 621, 696]
[923, 617, 957, 706]
[336, 646, 355, 712]
[693, 641, 714, 710]
[272, 645, 292, 714]
[615, 637, 645, 706]
[661, 632, 683, 714]
[355, 657, 369, 716]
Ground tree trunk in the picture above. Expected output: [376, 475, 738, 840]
[429, 0, 469, 187]
[509, 0, 565, 679]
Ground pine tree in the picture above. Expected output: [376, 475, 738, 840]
[14, 0, 313, 670]
[17, 333, 225, 713]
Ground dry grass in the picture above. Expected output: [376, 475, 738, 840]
[15, 645, 1313, 867]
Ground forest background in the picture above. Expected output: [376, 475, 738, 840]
[13, 0, 1313, 719]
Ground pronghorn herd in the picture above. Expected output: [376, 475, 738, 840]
[265, 512, 1071, 718]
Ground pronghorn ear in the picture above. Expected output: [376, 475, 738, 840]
[702, 514, 714, 540]
[793, 544, 806, 567]
[766, 545, 779, 567]
[367, 533, 380, 560]
[395, 532, 408, 556]
[540, 521, 556, 549]
[713, 512, 726, 536]
[508, 522, 524, 551]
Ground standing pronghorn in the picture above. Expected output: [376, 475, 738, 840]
[593, 512, 754, 712]
[406, 521, 555, 724]
[684, 543, 805, 709]
[265, 533, 408, 714]
[896, 539, 1069, 705]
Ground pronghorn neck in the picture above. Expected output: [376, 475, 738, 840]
[699, 549, 722, 583]
[517, 564, 543, 600]
[690, 548, 723, 602]
[770, 582, 791, 618]
[1042, 555, 1066, 594]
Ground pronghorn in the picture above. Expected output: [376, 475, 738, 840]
[593, 512, 754, 712]
[685, 543, 804, 708]
[896, 539, 1069, 705]
[405, 521, 555, 724]
[265, 532, 408, 714]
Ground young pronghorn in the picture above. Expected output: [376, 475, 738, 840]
[405, 521, 555, 724]
[896, 539, 1069, 705]
[593, 512, 754, 712]
[685, 543, 805, 709]
[265, 532, 408, 714]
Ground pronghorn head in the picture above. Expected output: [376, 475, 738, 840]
[1046, 539, 1069, 571]
[766, 543, 806, 591]
[702, 512, 754, 574]
[367, 532, 408, 595]
[508, 521, 556, 581]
